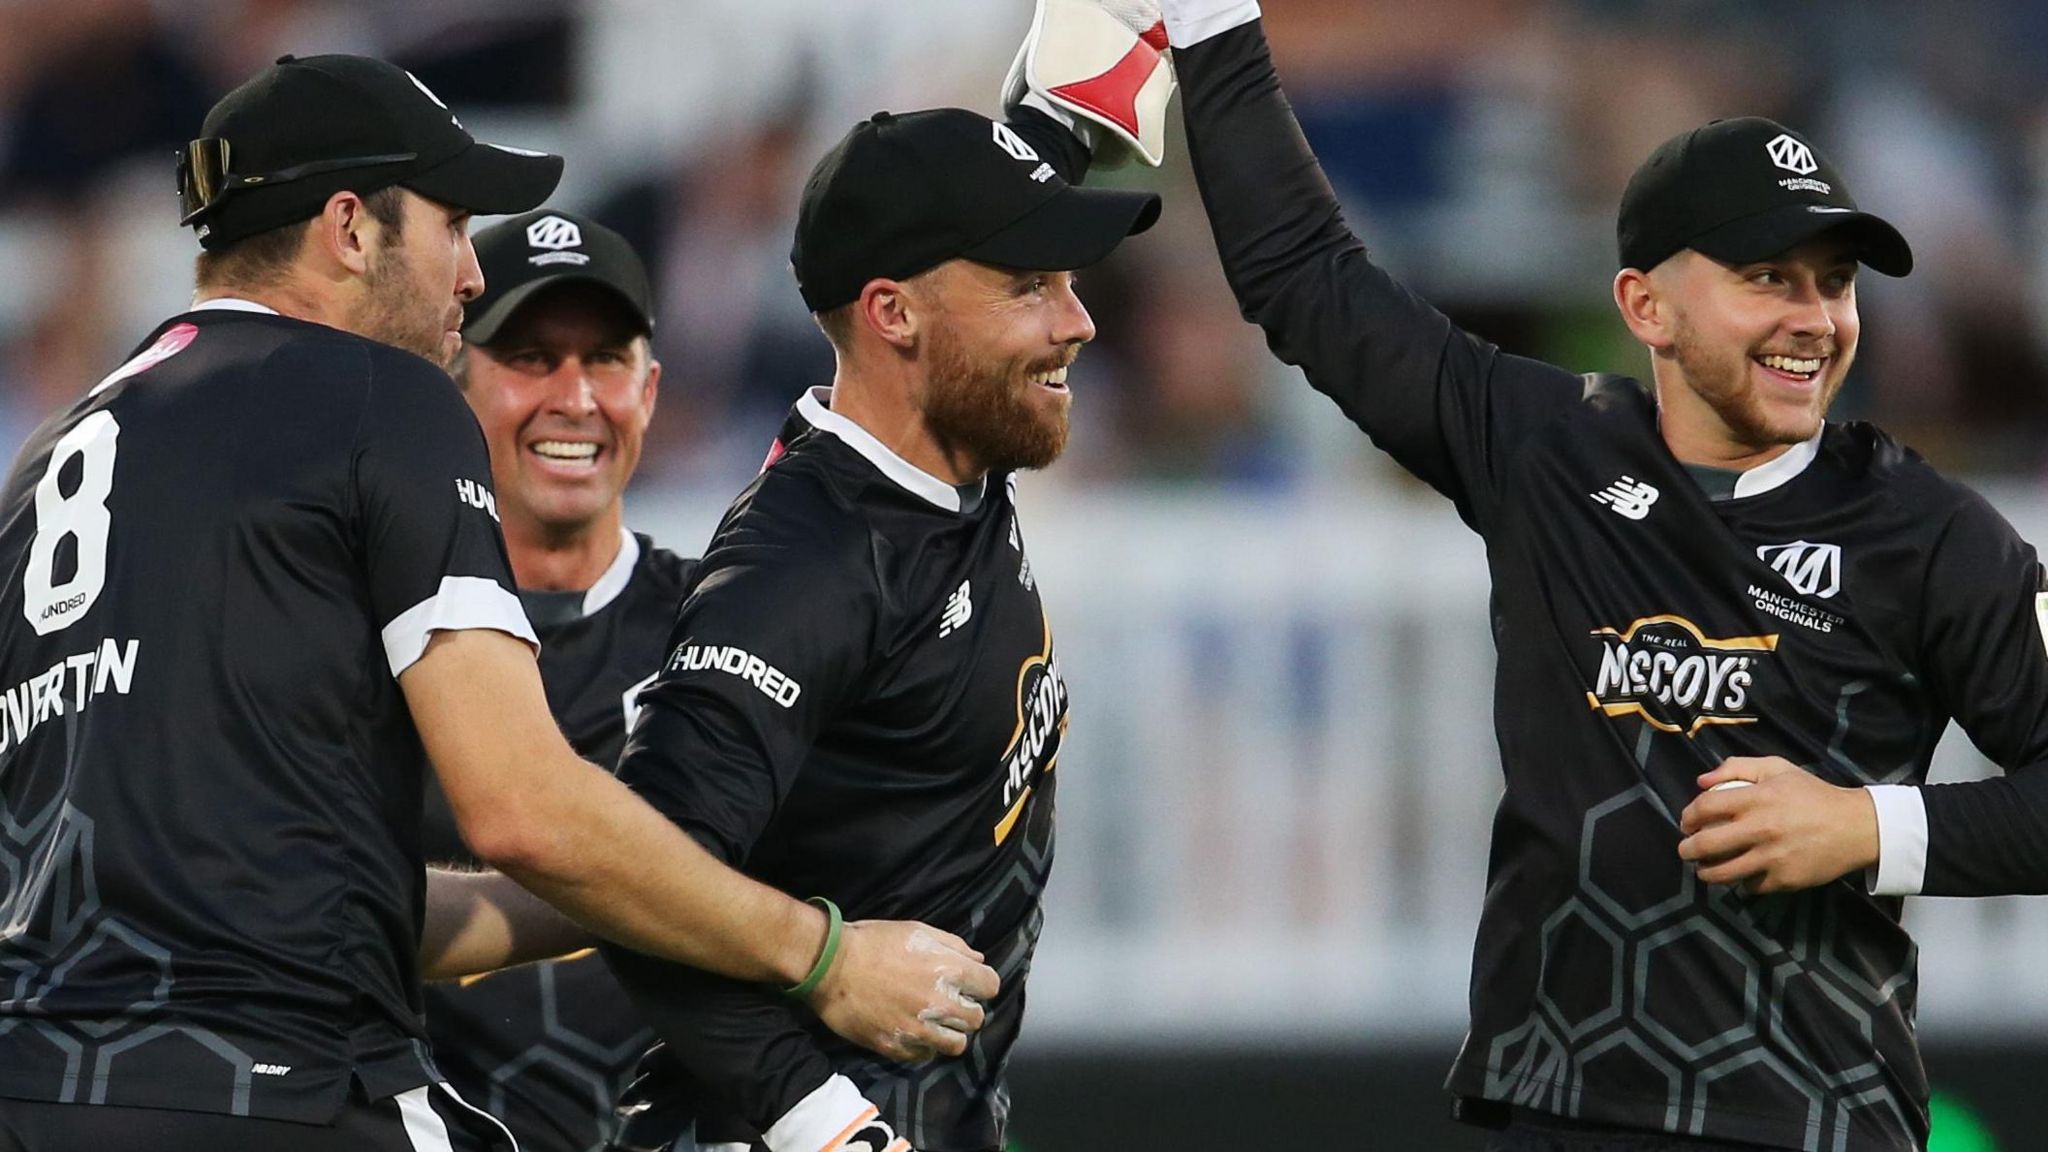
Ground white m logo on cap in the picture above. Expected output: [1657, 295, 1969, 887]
[992, 123, 1041, 164]
[1766, 133, 1818, 176]
[526, 216, 582, 251]
[1758, 540, 1841, 599]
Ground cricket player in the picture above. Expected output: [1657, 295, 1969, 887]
[600, 103, 1162, 1152]
[420, 208, 688, 1152]
[1020, 1, 2048, 1148]
[0, 54, 994, 1152]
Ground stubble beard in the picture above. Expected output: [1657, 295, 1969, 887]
[920, 319, 1070, 475]
[356, 244, 453, 367]
[1670, 311, 1839, 450]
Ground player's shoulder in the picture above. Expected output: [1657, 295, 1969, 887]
[1831, 421, 1977, 509]
[714, 450, 871, 566]
[1578, 372, 1657, 419]
[634, 533, 697, 599]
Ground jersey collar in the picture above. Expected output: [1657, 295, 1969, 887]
[1728, 430, 1822, 500]
[581, 526, 640, 617]
[796, 386, 983, 513]
[187, 297, 281, 316]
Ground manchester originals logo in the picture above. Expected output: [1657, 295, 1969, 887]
[994, 616, 1068, 846]
[525, 215, 590, 267]
[1587, 616, 1778, 736]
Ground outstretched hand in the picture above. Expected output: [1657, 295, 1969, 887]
[1677, 756, 1881, 894]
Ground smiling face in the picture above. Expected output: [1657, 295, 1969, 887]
[909, 259, 1096, 475]
[459, 282, 659, 546]
[1629, 238, 1861, 465]
[353, 189, 483, 368]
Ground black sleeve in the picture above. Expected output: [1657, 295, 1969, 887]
[345, 344, 533, 678]
[1176, 20, 1584, 533]
[1911, 489, 2048, 895]
[604, 484, 875, 1133]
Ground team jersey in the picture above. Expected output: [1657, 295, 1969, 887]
[419, 530, 691, 1152]
[1177, 22, 2048, 1152]
[603, 387, 1067, 1152]
[0, 301, 534, 1123]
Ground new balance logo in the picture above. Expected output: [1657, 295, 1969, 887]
[939, 580, 973, 638]
[1590, 476, 1659, 521]
[1767, 133, 1817, 175]
[1757, 540, 1842, 599]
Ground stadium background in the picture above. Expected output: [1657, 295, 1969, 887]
[5, 1, 2048, 1147]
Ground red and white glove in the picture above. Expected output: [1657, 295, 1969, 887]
[756, 1075, 915, 1152]
[1001, 0, 1176, 168]
[1157, 0, 1261, 49]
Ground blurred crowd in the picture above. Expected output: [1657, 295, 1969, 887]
[7, 0, 2048, 496]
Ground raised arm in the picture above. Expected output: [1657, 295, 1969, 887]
[1164, 2, 1583, 530]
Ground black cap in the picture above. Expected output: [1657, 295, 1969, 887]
[791, 108, 1161, 312]
[183, 54, 563, 249]
[1617, 117, 1912, 277]
[463, 209, 655, 345]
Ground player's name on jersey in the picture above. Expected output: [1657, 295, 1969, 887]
[0, 638, 139, 754]
[665, 643, 802, 707]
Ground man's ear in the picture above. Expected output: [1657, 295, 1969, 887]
[310, 190, 380, 277]
[1613, 266, 1676, 353]
[858, 278, 922, 351]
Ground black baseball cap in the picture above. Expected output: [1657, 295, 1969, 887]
[792, 108, 1161, 312]
[1617, 117, 1912, 277]
[180, 54, 563, 249]
[464, 209, 655, 345]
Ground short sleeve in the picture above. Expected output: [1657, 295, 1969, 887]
[615, 483, 876, 864]
[351, 350, 534, 678]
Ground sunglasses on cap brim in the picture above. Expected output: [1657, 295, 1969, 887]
[177, 137, 419, 225]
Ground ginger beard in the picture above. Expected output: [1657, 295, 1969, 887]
[918, 313, 1072, 474]
[1668, 304, 1846, 450]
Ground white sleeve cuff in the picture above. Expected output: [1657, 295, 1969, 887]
[1867, 785, 1929, 896]
[381, 575, 539, 678]
[764, 1074, 884, 1152]
[1163, 0, 1261, 48]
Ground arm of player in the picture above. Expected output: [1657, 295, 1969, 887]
[1679, 492, 2048, 897]
[401, 627, 996, 1057]
[1866, 492, 2048, 897]
[1162, 3, 1583, 531]
[418, 865, 593, 981]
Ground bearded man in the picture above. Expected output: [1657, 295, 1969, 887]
[600, 106, 1158, 1152]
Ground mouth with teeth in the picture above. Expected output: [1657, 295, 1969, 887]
[1755, 352, 1827, 386]
[529, 439, 602, 471]
[1026, 364, 1071, 394]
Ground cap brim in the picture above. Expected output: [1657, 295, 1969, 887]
[406, 140, 564, 217]
[960, 184, 1161, 273]
[1689, 204, 1914, 277]
[464, 275, 653, 346]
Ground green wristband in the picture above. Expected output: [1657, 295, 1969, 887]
[785, 897, 843, 1001]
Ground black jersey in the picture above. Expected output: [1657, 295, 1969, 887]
[1177, 22, 2048, 1152]
[603, 387, 1066, 1152]
[420, 530, 691, 1152]
[0, 302, 534, 1123]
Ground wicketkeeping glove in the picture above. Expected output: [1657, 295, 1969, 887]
[1001, 0, 1176, 168]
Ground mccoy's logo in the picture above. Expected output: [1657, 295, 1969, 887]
[1587, 616, 1778, 737]
[994, 617, 1068, 846]
[1757, 540, 1841, 599]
